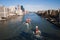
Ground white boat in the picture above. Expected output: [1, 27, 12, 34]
[33, 26, 41, 38]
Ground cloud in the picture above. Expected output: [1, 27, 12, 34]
[24, 4, 49, 11]
[23, 4, 59, 11]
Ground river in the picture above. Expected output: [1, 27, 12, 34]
[0, 13, 60, 40]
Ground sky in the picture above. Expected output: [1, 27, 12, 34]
[0, 0, 60, 11]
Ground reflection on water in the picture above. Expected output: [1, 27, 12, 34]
[0, 16, 23, 40]
[0, 13, 60, 40]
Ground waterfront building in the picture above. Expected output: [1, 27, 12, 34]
[15, 5, 23, 15]
[0, 5, 25, 20]
[8, 6, 16, 16]
[21, 5, 25, 12]
[0, 5, 9, 19]
[51, 10, 57, 17]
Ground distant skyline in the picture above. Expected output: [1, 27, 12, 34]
[0, 0, 60, 11]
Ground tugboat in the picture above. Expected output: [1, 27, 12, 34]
[23, 18, 31, 29]
[26, 18, 31, 23]
[33, 26, 41, 38]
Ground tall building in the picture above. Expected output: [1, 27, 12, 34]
[8, 6, 16, 16]
[0, 5, 25, 20]
[9, 6, 16, 13]
[0, 5, 9, 19]
[21, 5, 25, 12]
[15, 5, 23, 15]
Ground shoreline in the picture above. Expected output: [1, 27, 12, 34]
[0, 15, 21, 21]
[37, 14, 60, 28]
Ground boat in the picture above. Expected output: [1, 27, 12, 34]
[26, 18, 31, 23]
[33, 26, 41, 38]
